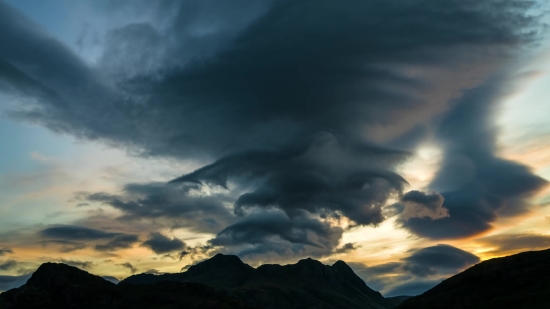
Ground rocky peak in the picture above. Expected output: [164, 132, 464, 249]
[27, 262, 114, 289]
[186, 253, 253, 275]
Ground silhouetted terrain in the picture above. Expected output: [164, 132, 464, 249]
[122, 254, 396, 309]
[0, 262, 256, 309]
[397, 248, 550, 309]
[0, 255, 404, 309]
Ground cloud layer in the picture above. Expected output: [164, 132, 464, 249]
[0, 0, 546, 262]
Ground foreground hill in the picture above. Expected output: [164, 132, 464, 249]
[0, 255, 405, 309]
[121, 254, 396, 309]
[0, 262, 256, 309]
[396, 248, 550, 309]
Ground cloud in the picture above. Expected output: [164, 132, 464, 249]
[81, 183, 236, 234]
[172, 142, 408, 226]
[348, 244, 478, 295]
[333, 243, 360, 254]
[40, 240, 87, 253]
[118, 262, 137, 274]
[58, 259, 93, 270]
[0, 260, 18, 271]
[0, 248, 13, 256]
[0, 274, 32, 293]
[476, 233, 550, 254]
[383, 279, 441, 297]
[209, 209, 343, 259]
[39, 225, 139, 252]
[400, 81, 548, 239]
[0, 0, 545, 258]
[142, 232, 186, 254]
[102, 276, 119, 284]
[400, 191, 449, 220]
[94, 234, 139, 251]
[401, 244, 480, 277]
[39, 225, 120, 240]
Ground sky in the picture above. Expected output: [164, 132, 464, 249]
[0, 0, 549, 297]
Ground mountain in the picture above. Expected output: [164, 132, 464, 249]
[396, 248, 550, 309]
[0, 262, 257, 309]
[120, 253, 255, 289]
[121, 254, 398, 309]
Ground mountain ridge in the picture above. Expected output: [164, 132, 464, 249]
[0, 255, 404, 309]
[121, 254, 395, 309]
[396, 248, 550, 309]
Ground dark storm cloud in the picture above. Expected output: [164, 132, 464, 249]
[39, 225, 139, 252]
[402, 244, 480, 277]
[400, 81, 548, 239]
[0, 274, 31, 292]
[476, 233, 550, 254]
[209, 210, 343, 258]
[81, 183, 236, 233]
[142, 232, 186, 254]
[0, 0, 545, 256]
[0, 248, 13, 256]
[172, 142, 408, 226]
[1, 0, 539, 159]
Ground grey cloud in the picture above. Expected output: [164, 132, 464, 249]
[402, 191, 445, 210]
[400, 81, 548, 239]
[59, 259, 94, 270]
[0, 0, 544, 256]
[173, 141, 408, 226]
[95, 234, 139, 251]
[0, 260, 18, 271]
[400, 191, 449, 220]
[82, 183, 236, 234]
[41, 240, 87, 253]
[476, 233, 550, 254]
[174, 245, 216, 261]
[142, 232, 186, 254]
[102, 275, 119, 284]
[0, 274, 31, 293]
[118, 262, 137, 274]
[333, 243, 360, 254]
[384, 279, 441, 297]
[39, 225, 120, 240]
[347, 245, 478, 295]
[209, 210, 343, 259]
[402, 244, 480, 277]
[1, 0, 539, 160]
[39, 225, 139, 252]
[0, 248, 13, 256]
[144, 269, 163, 275]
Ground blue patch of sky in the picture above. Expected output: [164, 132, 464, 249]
[0, 116, 77, 174]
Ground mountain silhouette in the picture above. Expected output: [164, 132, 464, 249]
[122, 254, 397, 309]
[396, 248, 550, 309]
[0, 262, 256, 309]
[0, 255, 404, 309]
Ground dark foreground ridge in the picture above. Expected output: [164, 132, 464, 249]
[396, 248, 550, 309]
[0, 262, 255, 309]
[0, 255, 406, 309]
